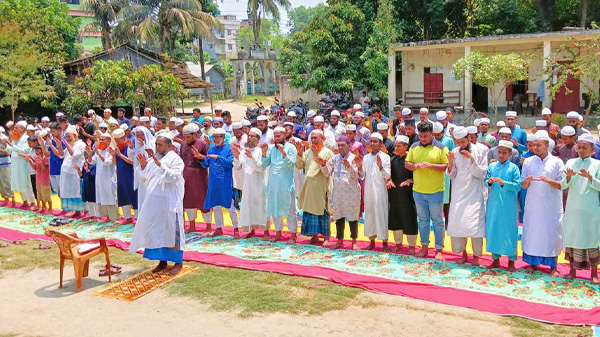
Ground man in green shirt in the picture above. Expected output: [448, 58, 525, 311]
[406, 121, 449, 261]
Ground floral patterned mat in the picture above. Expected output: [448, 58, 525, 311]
[1, 206, 598, 311]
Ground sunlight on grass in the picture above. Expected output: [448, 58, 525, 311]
[232, 95, 274, 105]
[503, 317, 591, 337]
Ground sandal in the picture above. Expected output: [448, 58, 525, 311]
[0, 243, 8, 248]
[34, 243, 51, 250]
[99, 265, 122, 277]
[11, 240, 26, 245]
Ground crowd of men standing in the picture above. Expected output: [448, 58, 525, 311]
[0, 103, 599, 282]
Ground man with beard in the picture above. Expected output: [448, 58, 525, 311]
[540, 108, 560, 141]
[130, 133, 185, 276]
[180, 124, 210, 234]
[0, 121, 35, 208]
[201, 128, 239, 238]
[117, 108, 130, 127]
[353, 111, 371, 148]
[284, 122, 305, 198]
[0, 128, 14, 207]
[446, 126, 488, 266]
[328, 110, 345, 140]
[312, 116, 336, 150]
[230, 122, 247, 209]
[377, 123, 394, 155]
[285, 111, 306, 140]
[261, 127, 298, 243]
[296, 130, 334, 246]
[256, 115, 274, 144]
[111, 129, 137, 225]
[237, 128, 268, 239]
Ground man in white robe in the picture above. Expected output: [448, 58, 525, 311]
[130, 133, 185, 276]
[230, 122, 247, 209]
[236, 128, 268, 239]
[521, 130, 564, 276]
[0, 121, 35, 207]
[93, 133, 119, 221]
[447, 127, 488, 266]
[284, 122, 305, 198]
[362, 132, 391, 251]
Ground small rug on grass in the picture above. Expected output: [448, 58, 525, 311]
[95, 267, 196, 302]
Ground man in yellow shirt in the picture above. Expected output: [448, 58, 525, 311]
[406, 121, 449, 261]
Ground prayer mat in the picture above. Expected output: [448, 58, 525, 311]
[95, 267, 196, 302]
[0, 204, 599, 325]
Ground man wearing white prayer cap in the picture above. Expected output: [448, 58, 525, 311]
[305, 110, 317, 136]
[476, 117, 495, 147]
[351, 110, 371, 148]
[416, 107, 431, 130]
[230, 121, 247, 210]
[55, 112, 65, 120]
[241, 119, 252, 134]
[553, 125, 578, 165]
[111, 128, 138, 224]
[0, 124, 14, 206]
[446, 123, 488, 266]
[352, 103, 362, 112]
[93, 132, 120, 221]
[487, 127, 520, 166]
[328, 109, 345, 140]
[0, 120, 34, 207]
[504, 110, 527, 148]
[540, 107, 560, 140]
[565, 111, 587, 138]
[255, 115, 273, 144]
[521, 127, 565, 276]
[377, 122, 394, 154]
[130, 115, 139, 127]
[312, 115, 336, 150]
[213, 105, 223, 117]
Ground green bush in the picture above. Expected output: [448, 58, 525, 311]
[551, 113, 567, 127]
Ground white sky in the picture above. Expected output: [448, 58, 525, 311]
[215, 0, 327, 33]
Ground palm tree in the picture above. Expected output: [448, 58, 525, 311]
[115, 0, 222, 55]
[81, 0, 126, 50]
[247, 0, 291, 47]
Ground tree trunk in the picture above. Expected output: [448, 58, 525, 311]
[537, 0, 556, 30]
[159, 25, 169, 54]
[581, 0, 590, 28]
[253, 16, 259, 46]
[102, 23, 112, 50]
[198, 38, 206, 80]
[11, 104, 16, 122]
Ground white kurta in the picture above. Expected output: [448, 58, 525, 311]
[231, 134, 248, 190]
[5, 134, 33, 199]
[362, 151, 391, 240]
[93, 148, 117, 205]
[521, 154, 565, 257]
[331, 153, 363, 221]
[59, 140, 86, 199]
[447, 145, 488, 237]
[238, 146, 267, 227]
[129, 151, 185, 253]
[291, 136, 305, 198]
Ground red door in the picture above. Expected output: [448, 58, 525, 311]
[424, 73, 443, 103]
[552, 72, 580, 114]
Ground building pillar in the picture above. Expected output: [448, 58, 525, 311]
[464, 45, 473, 111]
[543, 40, 552, 108]
[242, 61, 247, 96]
[250, 62, 255, 95]
[387, 47, 396, 117]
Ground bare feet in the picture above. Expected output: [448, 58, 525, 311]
[151, 261, 168, 273]
[331, 240, 343, 250]
[365, 240, 375, 251]
[0, 199, 7, 206]
[270, 231, 282, 243]
[185, 226, 196, 234]
[416, 245, 428, 258]
[262, 230, 270, 241]
[210, 228, 223, 238]
[508, 261, 516, 272]
[393, 244, 402, 252]
[351, 240, 358, 250]
[456, 252, 468, 265]
[204, 224, 212, 234]
[488, 259, 501, 269]
[525, 266, 535, 274]
[244, 229, 255, 239]
[382, 241, 390, 252]
[322, 239, 330, 248]
[169, 263, 183, 276]
[309, 235, 320, 244]
[286, 233, 296, 245]
[549, 268, 560, 277]
[233, 228, 241, 239]
[434, 250, 445, 261]
[592, 276, 600, 284]
[471, 256, 480, 267]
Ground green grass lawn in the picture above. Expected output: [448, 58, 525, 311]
[232, 95, 275, 106]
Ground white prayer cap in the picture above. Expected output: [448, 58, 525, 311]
[241, 120, 251, 127]
[174, 118, 184, 126]
[213, 117, 224, 123]
[215, 105, 223, 111]
[112, 129, 125, 139]
[232, 122, 243, 130]
[370, 132, 383, 141]
[346, 124, 357, 131]
[144, 107, 152, 113]
[395, 135, 409, 144]
[419, 107, 429, 113]
[505, 111, 517, 117]
[131, 116, 139, 121]
[287, 111, 296, 117]
[41, 116, 50, 122]
[56, 112, 64, 117]
[401, 108, 412, 116]
[480, 118, 491, 125]
[204, 115, 213, 121]
[314, 116, 325, 123]
[39, 129, 48, 138]
[498, 140, 513, 150]
[268, 120, 277, 127]
[534, 130, 550, 141]
[432, 122, 443, 133]
[249, 128, 262, 137]
[496, 121, 506, 127]
[307, 110, 317, 118]
[283, 122, 294, 128]
[466, 126, 478, 134]
[331, 110, 341, 117]
[561, 125, 576, 136]
[339, 127, 347, 133]
[578, 133, 595, 144]
[16, 121, 27, 128]
[311, 129, 324, 137]
[6, 121, 14, 128]
[436, 111, 447, 121]
[26, 124, 36, 131]
[474, 119, 481, 127]
[499, 127, 512, 135]
[156, 130, 174, 140]
[541, 107, 552, 116]
[256, 115, 268, 121]
[139, 116, 150, 122]
[213, 128, 226, 135]
[182, 124, 197, 134]
[354, 111, 365, 118]
[169, 117, 177, 122]
[377, 123, 389, 131]
[120, 123, 129, 130]
[353, 104, 362, 110]
[65, 126, 78, 135]
[107, 117, 119, 125]
[100, 132, 112, 139]
[535, 120, 547, 127]
[87, 109, 95, 115]
[453, 126, 468, 139]
[566, 111, 580, 119]
[579, 115, 584, 122]
[99, 122, 108, 129]
[273, 126, 286, 134]
[103, 108, 112, 114]
[527, 134, 535, 142]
